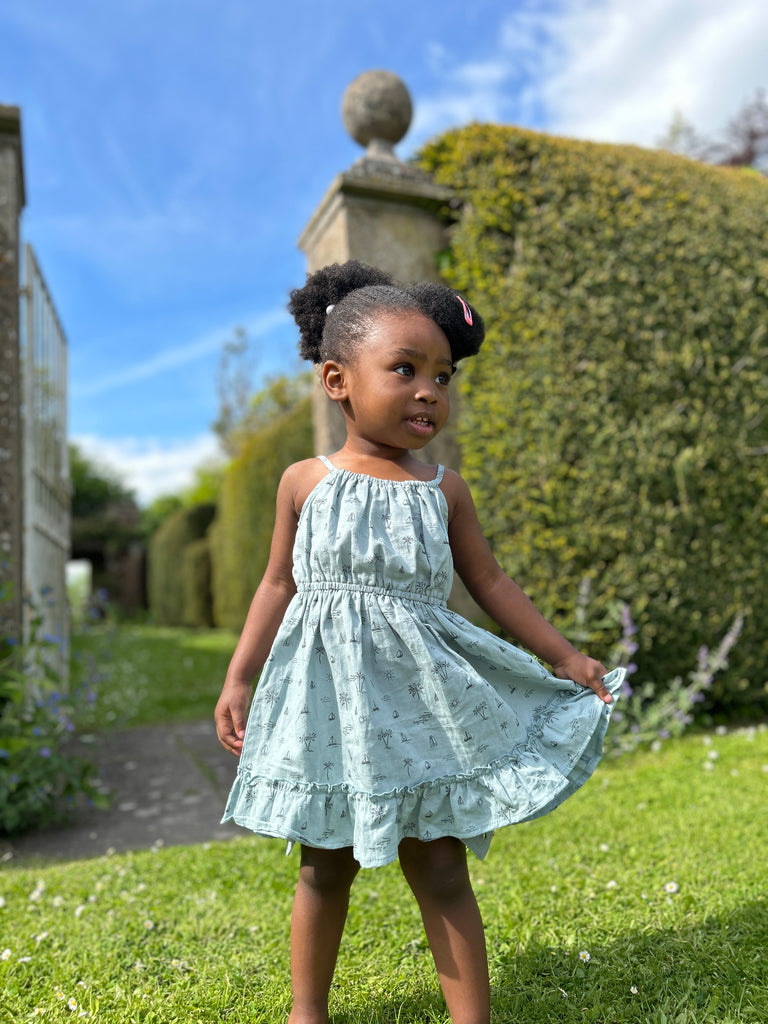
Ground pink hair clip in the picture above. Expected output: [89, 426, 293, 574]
[456, 294, 473, 326]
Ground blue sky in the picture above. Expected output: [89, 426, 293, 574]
[2, 0, 766, 503]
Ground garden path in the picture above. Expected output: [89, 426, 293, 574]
[1, 720, 246, 863]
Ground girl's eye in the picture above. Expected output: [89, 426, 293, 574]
[436, 372, 452, 386]
[394, 364, 414, 377]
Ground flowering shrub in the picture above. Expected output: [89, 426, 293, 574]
[574, 578, 745, 755]
[0, 594, 108, 836]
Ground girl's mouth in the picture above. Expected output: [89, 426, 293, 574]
[407, 415, 435, 436]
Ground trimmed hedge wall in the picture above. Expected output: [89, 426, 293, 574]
[183, 537, 213, 628]
[419, 125, 768, 714]
[147, 504, 216, 626]
[210, 395, 313, 631]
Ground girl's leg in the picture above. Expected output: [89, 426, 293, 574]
[399, 837, 490, 1024]
[287, 844, 360, 1024]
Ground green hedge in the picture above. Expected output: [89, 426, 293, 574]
[183, 537, 213, 628]
[210, 395, 313, 631]
[147, 504, 216, 626]
[419, 125, 768, 715]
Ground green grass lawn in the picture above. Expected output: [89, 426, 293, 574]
[2, 717, 766, 1022]
[71, 625, 239, 727]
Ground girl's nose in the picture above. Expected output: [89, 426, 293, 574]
[415, 381, 438, 403]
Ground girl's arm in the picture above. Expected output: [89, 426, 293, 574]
[444, 471, 613, 703]
[214, 464, 303, 754]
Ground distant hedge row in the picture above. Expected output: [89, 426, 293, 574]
[147, 504, 216, 627]
[419, 125, 768, 714]
[209, 395, 313, 631]
[147, 394, 313, 633]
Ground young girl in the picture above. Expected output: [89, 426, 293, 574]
[215, 260, 623, 1024]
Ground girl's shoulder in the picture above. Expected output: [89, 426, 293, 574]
[438, 467, 475, 522]
[280, 458, 329, 517]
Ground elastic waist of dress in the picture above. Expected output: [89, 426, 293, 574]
[297, 580, 447, 608]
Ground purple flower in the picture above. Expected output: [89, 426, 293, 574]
[39, 747, 51, 758]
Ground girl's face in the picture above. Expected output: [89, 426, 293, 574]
[330, 312, 453, 452]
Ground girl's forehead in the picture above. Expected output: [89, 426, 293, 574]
[363, 311, 451, 356]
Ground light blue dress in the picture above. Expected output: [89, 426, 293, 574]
[222, 456, 623, 868]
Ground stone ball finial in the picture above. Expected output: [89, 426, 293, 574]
[342, 70, 413, 151]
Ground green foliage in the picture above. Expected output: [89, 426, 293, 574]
[147, 505, 216, 627]
[0, 598, 107, 836]
[140, 493, 184, 537]
[210, 391, 313, 631]
[418, 124, 768, 716]
[69, 443, 135, 518]
[182, 537, 213, 628]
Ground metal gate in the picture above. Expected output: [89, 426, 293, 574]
[20, 243, 70, 664]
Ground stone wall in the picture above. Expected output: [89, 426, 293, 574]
[0, 106, 24, 640]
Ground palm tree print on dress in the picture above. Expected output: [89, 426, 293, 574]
[221, 456, 621, 870]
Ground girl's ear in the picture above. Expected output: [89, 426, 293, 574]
[321, 360, 348, 403]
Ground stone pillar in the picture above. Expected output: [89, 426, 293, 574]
[298, 71, 458, 467]
[0, 105, 24, 641]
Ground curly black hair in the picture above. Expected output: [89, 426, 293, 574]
[288, 260, 485, 365]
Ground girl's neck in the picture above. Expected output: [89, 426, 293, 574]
[330, 440, 437, 482]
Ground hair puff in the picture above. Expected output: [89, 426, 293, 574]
[407, 283, 485, 362]
[288, 261, 394, 363]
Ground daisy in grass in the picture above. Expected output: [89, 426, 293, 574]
[578, 950, 591, 963]
[664, 881, 679, 894]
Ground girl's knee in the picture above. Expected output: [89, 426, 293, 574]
[298, 845, 360, 895]
[399, 837, 472, 904]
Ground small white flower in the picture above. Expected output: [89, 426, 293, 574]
[136, 883, 146, 893]
[67, 997, 78, 1011]
[74, 904, 86, 918]
[702, 735, 713, 746]
[0, 896, 5, 908]
[578, 950, 591, 963]
[1, 948, 11, 961]
[56, 989, 67, 1000]
[550, 885, 558, 893]
[29, 889, 43, 902]
[17, 956, 32, 963]
[630, 985, 639, 994]
[762, 765, 768, 773]
[143, 919, 154, 930]
[707, 750, 719, 760]
[606, 879, 618, 889]
[664, 881, 679, 894]
[715, 725, 728, 736]
[35, 932, 49, 943]
[599, 843, 610, 852]
[703, 761, 715, 771]
[52, 896, 64, 908]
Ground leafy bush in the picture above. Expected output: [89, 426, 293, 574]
[573, 578, 744, 754]
[419, 124, 768, 716]
[147, 504, 216, 627]
[210, 392, 313, 631]
[0, 596, 107, 836]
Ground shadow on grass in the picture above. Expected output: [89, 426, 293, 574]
[487, 900, 768, 1023]
[318, 901, 768, 1023]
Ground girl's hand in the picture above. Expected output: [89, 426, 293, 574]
[552, 654, 614, 704]
[215, 680, 253, 755]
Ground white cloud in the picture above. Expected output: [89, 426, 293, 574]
[411, 0, 768, 151]
[538, 0, 768, 146]
[72, 308, 290, 399]
[72, 432, 223, 506]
